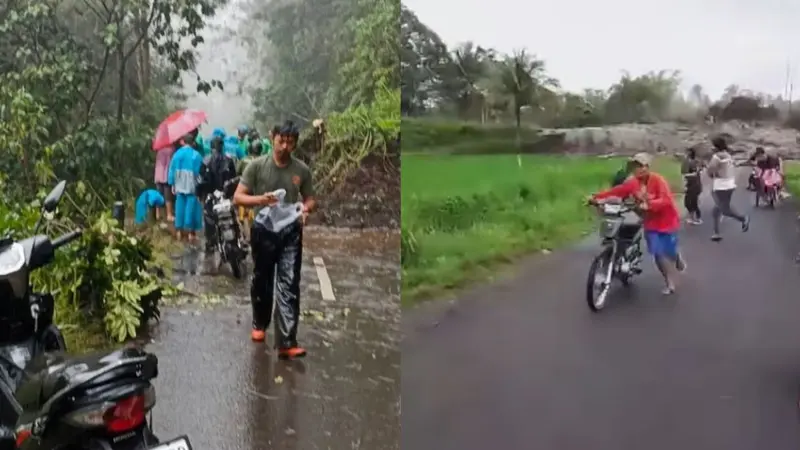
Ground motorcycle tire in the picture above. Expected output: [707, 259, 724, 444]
[769, 189, 777, 208]
[586, 247, 614, 312]
[224, 242, 244, 279]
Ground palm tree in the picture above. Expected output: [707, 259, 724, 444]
[449, 41, 495, 120]
[492, 49, 558, 142]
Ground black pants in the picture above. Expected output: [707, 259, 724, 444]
[684, 189, 701, 218]
[250, 222, 303, 348]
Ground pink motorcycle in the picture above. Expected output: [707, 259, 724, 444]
[755, 168, 782, 208]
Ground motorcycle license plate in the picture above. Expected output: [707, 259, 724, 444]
[149, 436, 193, 450]
[222, 229, 235, 241]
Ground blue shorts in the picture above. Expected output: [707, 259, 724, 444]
[644, 231, 679, 260]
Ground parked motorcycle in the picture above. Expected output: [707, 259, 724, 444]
[754, 168, 781, 208]
[0, 181, 193, 450]
[585, 200, 644, 311]
[204, 177, 246, 279]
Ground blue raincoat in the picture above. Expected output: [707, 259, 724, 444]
[167, 144, 204, 232]
[210, 127, 226, 140]
[223, 135, 246, 160]
[134, 189, 165, 225]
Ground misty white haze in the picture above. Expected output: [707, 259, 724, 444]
[404, 0, 800, 99]
[182, 1, 254, 131]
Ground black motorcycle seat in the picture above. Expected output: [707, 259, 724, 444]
[14, 348, 156, 413]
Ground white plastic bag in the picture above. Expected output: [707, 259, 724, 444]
[253, 189, 304, 232]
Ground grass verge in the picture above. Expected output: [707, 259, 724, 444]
[401, 153, 681, 306]
[784, 162, 800, 197]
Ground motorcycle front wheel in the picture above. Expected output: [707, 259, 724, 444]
[224, 242, 244, 279]
[586, 247, 614, 312]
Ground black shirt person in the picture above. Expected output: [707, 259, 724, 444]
[681, 147, 703, 224]
[233, 120, 316, 359]
[198, 135, 237, 253]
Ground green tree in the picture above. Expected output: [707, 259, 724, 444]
[604, 70, 681, 123]
[490, 49, 558, 137]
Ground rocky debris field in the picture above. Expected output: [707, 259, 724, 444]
[541, 120, 800, 160]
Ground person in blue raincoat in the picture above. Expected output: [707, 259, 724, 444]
[134, 188, 165, 225]
[209, 127, 226, 142]
[223, 135, 246, 160]
[167, 134, 204, 242]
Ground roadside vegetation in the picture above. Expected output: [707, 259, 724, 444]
[1, 0, 225, 349]
[784, 163, 800, 198]
[237, 0, 400, 219]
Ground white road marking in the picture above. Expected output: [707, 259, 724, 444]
[313, 257, 336, 301]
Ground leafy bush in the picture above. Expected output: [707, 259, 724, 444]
[0, 194, 169, 344]
[309, 84, 401, 190]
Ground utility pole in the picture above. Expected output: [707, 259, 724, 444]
[783, 59, 794, 117]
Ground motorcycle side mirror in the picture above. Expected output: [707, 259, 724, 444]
[42, 180, 67, 213]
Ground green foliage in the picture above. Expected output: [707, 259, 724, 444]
[0, 197, 167, 343]
[241, 0, 398, 191]
[0, 0, 223, 348]
[401, 118, 540, 151]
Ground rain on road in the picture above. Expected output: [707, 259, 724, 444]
[147, 228, 399, 450]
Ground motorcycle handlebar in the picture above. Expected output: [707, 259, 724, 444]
[51, 229, 83, 250]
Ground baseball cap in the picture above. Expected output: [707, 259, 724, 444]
[630, 152, 652, 166]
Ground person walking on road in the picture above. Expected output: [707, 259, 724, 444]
[706, 136, 750, 241]
[681, 147, 703, 225]
[233, 120, 316, 359]
[590, 153, 685, 295]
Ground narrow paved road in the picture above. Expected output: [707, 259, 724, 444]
[403, 174, 800, 450]
[147, 228, 400, 450]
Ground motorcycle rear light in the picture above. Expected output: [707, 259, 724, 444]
[63, 385, 156, 433]
[104, 394, 145, 433]
[15, 427, 31, 447]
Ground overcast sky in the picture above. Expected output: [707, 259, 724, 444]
[403, 0, 800, 100]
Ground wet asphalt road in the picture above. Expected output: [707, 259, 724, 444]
[147, 228, 400, 450]
[403, 174, 800, 450]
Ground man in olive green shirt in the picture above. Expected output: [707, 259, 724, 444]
[233, 120, 316, 359]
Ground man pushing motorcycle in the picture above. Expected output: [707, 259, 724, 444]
[588, 153, 685, 295]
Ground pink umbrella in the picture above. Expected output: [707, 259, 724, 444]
[151, 109, 207, 151]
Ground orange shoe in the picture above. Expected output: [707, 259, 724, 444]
[251, 329, 266, 342]
[278, 346, 307, 359]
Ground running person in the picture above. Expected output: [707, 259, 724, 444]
[590, 153, 684, 295]
[707, 136, 749, 241]
[681, 147, 703, 224]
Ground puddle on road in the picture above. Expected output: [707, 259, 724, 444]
[147, 227, 400, 450]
